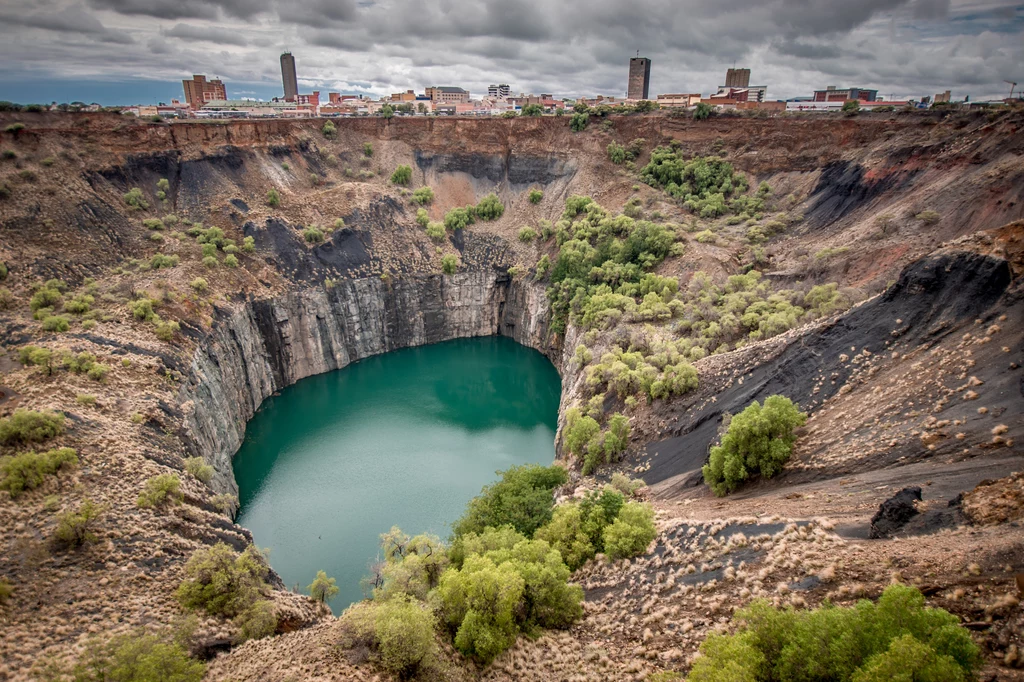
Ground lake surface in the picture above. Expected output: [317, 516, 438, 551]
[234, 336, 561, 612]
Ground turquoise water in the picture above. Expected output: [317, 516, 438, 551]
[234, 336, 561, 612]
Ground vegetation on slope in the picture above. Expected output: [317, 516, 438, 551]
[688, 584, 980, 682]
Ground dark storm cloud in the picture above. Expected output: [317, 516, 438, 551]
[0, 4, 134, 43]
[88, 0, 271, 20]
[163, 22, 249, 45]
[0, 0, 1020, 103]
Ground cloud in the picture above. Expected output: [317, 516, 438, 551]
[0, 0, 1019, 104]
[0, 4, 134, 43]
[163, 22, 249, 45]
[88, 0, 271, 20]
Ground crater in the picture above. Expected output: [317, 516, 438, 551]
[233, 336, 560, 611]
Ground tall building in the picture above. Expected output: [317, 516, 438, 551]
[725, 68, 751, 88]
[488, 84, 511, 99]
[182, 75, 226, 109]
[280, 52, 298, 102]
[627, 57, 651, 100]
[425, 86, 470, 103]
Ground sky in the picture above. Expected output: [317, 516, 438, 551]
[0, 0, 1021, 105]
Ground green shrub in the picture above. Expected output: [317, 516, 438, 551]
[265, 189, 280, 207]
[916, 209, 941, 224]
[30, 286, 62, 311]
[150, 253, 179, 269]
[412, 186, 434, 204]
[81, 319, 96, 331]
[235, 599, 277, 640]
[18, 346, 54, 374]
[607, 142, 627, 164]
[190, 277, 208, 293]
[563, 408, 599, 459]
[242, 235, 255, 252]
[475, 193, 505, 220]
[602, 501, 656, 559]
[154, 320, 180, 342]
[321, 120, 336, 138]
[4, 122, 26, 133]
[76, 394, 97, 407]
[41, 313, 69, 331]
[363, 142, 374, 157]
[143, 218, 164, 230]
[610, 472, 646, 496]
[518, 226, 537, 242]
[390, 164, 412, 185]
[53, 498, 104, 549]
[0, 409, 64, 445]
[444, 206, 474, 230]
[702, 395, 806, 496]
[137, 473, 184, 508]
[437, 528, 583, 662]
[535, 488, 625, 570]
[452, 464, 568, 539]
[440, 254, 458, 275]
[570, 112, 589, 132]
[184, 457, 214, 485]
[123, 187, 148, 210]
[426, 222, 446, 242]
[0, 579, 11, 605]
[529, 189, 544, 204]
[303, 226, 324, 243]
[340, 596, 438, 677]
[202, 256, 218, 268]
[415, 207, 429, 227]
[86, 364, 109, 381]
[0, 261, 6, 279]
[223, 254, 239, 268]
[693, 102, 713, 120]
[535, 254, 550, 279]
[63, 294, 93, 314]
[129, 297, 157, 321]
[176, 543, 270, 618]
[0, 447, 78, 498]
[65, 631, 205, 682]
[688, 584, 980, 682]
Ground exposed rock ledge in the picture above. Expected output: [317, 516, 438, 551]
[178, 269, 562, 500]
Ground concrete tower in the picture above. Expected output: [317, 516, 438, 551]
[281, 52, 298, 102]
[628, 56, 651, 100]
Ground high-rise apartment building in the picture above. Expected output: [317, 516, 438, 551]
[725, 68, 751, 88]
[627, 57, 651, 100]
[281, 52, 298, 102]
[488, 84, 511, 99]
[181, 75, 226, 108]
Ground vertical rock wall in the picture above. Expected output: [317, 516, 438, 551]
[179, 270, 559, 498]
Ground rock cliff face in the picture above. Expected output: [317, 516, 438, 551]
[179, 270, 558, 498]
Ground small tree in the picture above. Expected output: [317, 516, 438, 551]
[321, 120, 337, 138]
[53, 499, 104, 549]
[380, 104, 395, 119]
[137, 473, 184, 508]
[390, 165, 412, 185]
[441, 254, 458, 275]
[307, 570, 339, 604]
[842, 99, 860, 114]
[702, 395, 807, 496]
[693, 102, 713, 120]
[520, 103, 544, 116]
[569, 112, 589, 132]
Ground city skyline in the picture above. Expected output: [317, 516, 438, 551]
[0, 0, 1021, 105]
